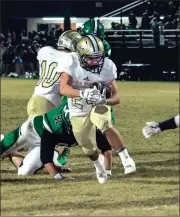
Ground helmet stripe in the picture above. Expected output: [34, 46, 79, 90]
[87, 35, 99, 52]
[94, 19, 98, 34]
[93, 36, 100, 51]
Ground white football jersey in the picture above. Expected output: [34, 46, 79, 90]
[63, 53, 117, 116]
[33, 46, 73, 106]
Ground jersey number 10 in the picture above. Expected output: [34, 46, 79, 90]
[36, 60, 60, 88]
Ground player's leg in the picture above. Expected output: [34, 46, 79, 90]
[91, 105, 136, 175]
[142, 114, 180, 138]
[70, 115, 107, 184]
[0, 127, 26, 158]
[27, 96, 55, 117]
[96, 129, 112, 176]
[18, 146, 43, 175]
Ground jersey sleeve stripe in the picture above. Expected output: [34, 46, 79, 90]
[43, 114, 53, 133]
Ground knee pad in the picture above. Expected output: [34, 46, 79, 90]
[90, 106, 113, 133]
[82, 147, 96, 156]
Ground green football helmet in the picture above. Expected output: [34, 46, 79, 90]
[81, 18, 105, 40]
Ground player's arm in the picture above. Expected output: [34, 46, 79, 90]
[60, 73, 81, 97]
[142, 114, 179, 139]
[60, 72, 101, 101]
[106, 80, 120, 106]
[40, 129, 63, 179]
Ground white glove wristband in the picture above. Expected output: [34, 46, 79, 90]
[53, 173, 63, 180]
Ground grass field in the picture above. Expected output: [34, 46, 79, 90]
[1, 78, 179, 216]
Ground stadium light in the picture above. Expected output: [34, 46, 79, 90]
[42, 17, 77, 21]
[43, 18, 64, 21]
[71, 17, 77, 21]
[99, 17, 125, 21]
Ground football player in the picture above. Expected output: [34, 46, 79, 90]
[59, 35, 136, 184]
[81, 18, 115, 175]
[81, 18, 111, 57]
[6, 31, 82, 171]
[142, 114, 179, 138]
[0, 97, 113, 180]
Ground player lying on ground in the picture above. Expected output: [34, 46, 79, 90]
[142, 114, 179, 138]
[59, 35, 136, 184]
[0, 98, 112, 179]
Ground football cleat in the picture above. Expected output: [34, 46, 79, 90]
[96, 170, 107, 184]
[142, 122, 161, 138]
[122, 157, 136, 175]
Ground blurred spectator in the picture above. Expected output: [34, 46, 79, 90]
[164, 15, 176, 30]
[13, 45, 25, 76]
[21, 30, 30, 45]
[23, 46, 36, 73]
[167, 1, 177, 19]
[141, 10, 150, 29]
[2, 45, 15, 75]
[7, 33, 12, 45]
[55, 28, 63, 38]
[150, 17, 160, 48]
[128, 11, 138, 29]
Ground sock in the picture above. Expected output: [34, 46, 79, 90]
[174, 115, 179, 127]
[117, 148, 130, 161]
[92, 156, 105, 173]
[0, 128, 20, 155]
[159, 116, 179, 131]
[106, 169, 112, 176]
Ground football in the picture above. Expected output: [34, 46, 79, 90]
[89, 82, 112, 99]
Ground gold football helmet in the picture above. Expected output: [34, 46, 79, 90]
[57, 30, 82, 52]
[76, 35, 105, 74]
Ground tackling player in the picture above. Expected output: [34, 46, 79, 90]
[81, 18, 111, 57]
[0, 97, 113, 180]
[142, 114, 179, 138]
[59, 35, 136, 184]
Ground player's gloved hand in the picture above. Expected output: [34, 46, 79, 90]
[80, 86, 101, 102]
[96, 88, 107, 105]
[142, 122, 161, 139]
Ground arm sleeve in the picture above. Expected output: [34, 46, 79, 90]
[112, 61, 117, 80]
[40, 129, 56, 165]
[57, 54, 74, 77]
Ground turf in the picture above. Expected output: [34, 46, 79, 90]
[1, 78, 179, 216]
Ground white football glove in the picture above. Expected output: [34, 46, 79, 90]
[80, 86, 101, 102]
[96, 88, 107, 105]
[142, 122, 161, 139]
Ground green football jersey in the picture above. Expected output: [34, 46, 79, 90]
[33, 96, 71, 137]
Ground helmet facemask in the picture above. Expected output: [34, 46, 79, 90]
[79, 52, 105, 74]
